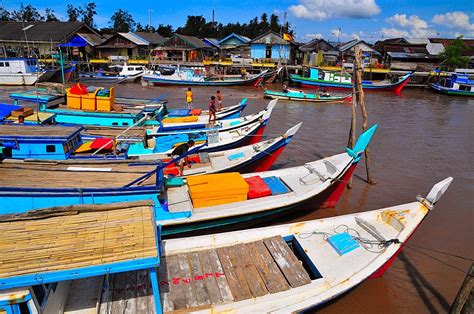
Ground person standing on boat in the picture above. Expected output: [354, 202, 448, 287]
[170, 139, 195, 176]
[186, 87, 193, 109]
[216, 90, 223, 111]
[209, 96, 217, 123]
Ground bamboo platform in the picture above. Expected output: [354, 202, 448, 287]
[0, 124, 81, 138]
[0, 202, 158, 279]
[156, 236, 311, 312]
[82, 126, 147, 139]
[0, 162, 157, 188]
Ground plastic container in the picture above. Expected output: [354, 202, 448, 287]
[187, 172, 249, 208]
[262, 176, 290, 195]
[191, 108, 202, 115]
[97, 87, 115, 112]
[81, 88, 100, 111]
[244, 176, 272, 199]
[66, 88, 82, 109]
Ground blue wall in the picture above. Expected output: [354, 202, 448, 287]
[250, 44, 289, 59]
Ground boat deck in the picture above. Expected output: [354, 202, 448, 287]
[0, 124, 82, 139]
[158, 235, 311, 313]
[0, 202, 158, 280]
[0, 162, 157, 188]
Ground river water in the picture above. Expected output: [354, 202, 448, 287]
[1, 83, 473, 313]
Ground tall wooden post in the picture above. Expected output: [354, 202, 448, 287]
[348, 46, 375, 187]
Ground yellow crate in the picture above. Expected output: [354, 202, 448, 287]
[81, 88, 100, 111]
[97, 87, 115, 112]
[162, 116, 199, 123]
[66, 88, 81, 109]
[187, 172, 249, 199]
[192, 194, 248, 208]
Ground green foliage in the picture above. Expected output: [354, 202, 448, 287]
[11, 3, 44, 21]
[0, 6, 10, 20]
[157, 24, 174, 37]
[45, 8, 59, 22]
[439, 36, 470, 71]
[110, 9, 135, 32]
[82, 3, 97, 28]
[66, 4, 81, 22]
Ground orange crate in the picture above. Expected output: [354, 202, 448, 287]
[97, 87, 115, 112]
[66, 88, 81, 109]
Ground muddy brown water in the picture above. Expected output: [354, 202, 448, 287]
[1, 83, 473, 313]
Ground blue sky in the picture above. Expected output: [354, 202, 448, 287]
[2, 0, 473, 42]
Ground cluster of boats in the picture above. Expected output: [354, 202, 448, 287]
[0, 82, 454, 313]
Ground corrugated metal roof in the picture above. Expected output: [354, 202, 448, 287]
[387, 52, 432, 59]
[119, 32, 149, 45]
[406, 38, 430, 45]
[426, 42, 445, 55]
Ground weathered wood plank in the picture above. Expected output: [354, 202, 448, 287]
[124, 271, 137, 313]
[135, 270, 152, 314]
[198, 250, 224, 304]
[187, 252, 211, 307]
[248, 240, 291, 293]
[157, 258, 174, 313]
[99, 274, 113, 314]
[207, 249, 234, 303]
[165, 255, 188, 310]
[264, 236, 311, 288]
[233, 243, 268, 297]
[177, 254, 199, 309]
[216, 246, 252, 301]
[110, 272, 126, 314]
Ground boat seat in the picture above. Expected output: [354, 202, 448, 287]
[299, 161, 339, 185]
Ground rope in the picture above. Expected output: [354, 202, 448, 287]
[406, 244, 474, 262]
[404, 245, 472, 275]
[298, 224, 400, 254]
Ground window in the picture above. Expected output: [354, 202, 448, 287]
[46, 145, 56, 153]
[112, 122, 119, 126]
[0, 62, 3, 67]
[122, 122, 129, 126]
[4, 62, 9, 67]
[127, 67, 134, 71]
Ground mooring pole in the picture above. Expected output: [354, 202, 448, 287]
[354, 47, 375, 184]
[347, 51, 358, 189]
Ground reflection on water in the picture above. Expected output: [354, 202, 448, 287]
[0, 83, 473, 313]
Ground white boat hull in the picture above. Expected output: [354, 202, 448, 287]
[0, 73, 40, 85]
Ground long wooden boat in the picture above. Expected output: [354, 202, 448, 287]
[1, 123, 301, 178]
[142, 69, 267, 87]
[0, 177, 452, 313]
[290, 68, 412, 93]
[264, 89, 351, 103]
[430, 73, 474, 96]
[0, 124, 377, 237]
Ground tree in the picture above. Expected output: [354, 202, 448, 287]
[260, 13, 269, 33]
[82, 3, 97, 27]
[157, 24, 174, 37]
[110, 9, 135, 32]
[11, 3, 44, 21]
[269, 14, 280, 33]
[66, 4, 82, 22]
[176, 15, 207, 37]
[45, 8, 59, 22]
[439, 36, 470, 71]
[0, 7, 10, 21]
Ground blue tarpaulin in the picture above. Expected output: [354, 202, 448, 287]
[0, 103, 21, 120]
[58, 35, 89, 47]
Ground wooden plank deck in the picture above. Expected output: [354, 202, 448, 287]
[0, 163, 157, 188]
[0, 203, 158, 279]
[0, 124, 81, 138]
[159, 236, 311, 313]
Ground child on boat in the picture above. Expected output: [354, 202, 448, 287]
[170, 139, 195, 176]
[186, 87, 193, 109]
[216, 90, 223, 111]
[209, 96, 217, 123]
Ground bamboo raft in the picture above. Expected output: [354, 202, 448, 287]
[0, 201, 158, 279]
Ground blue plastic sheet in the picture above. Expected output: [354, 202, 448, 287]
[0, 103, 21, 120]
[262, 176, 290, 195]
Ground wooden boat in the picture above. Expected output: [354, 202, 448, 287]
[430, 73, 474, 96]
[0, 124, 377, 237]
[0, 177, 452, 313]
[264, 89, 351, 103]
[142, 68, 267, 86]
[290, 68, 412, 93]
[0, 58, 46, 85]
[79, 64, 146, 84]
[0, 123, 300, 178]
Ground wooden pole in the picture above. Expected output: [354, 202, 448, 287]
[449, 263, 473, 314]
[346, 53, 358, 189]
[355, 47, 375, 184]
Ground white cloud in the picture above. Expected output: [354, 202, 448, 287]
[289, 0, 381, 20]
[329, 28, 361, 40]
[384, 13, 438, 38]
[306, 33, 324, 39]
[387, 14, 428, 29]
[380, 27, 409, 38]
[432, 12, 474, 31]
